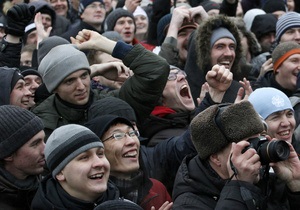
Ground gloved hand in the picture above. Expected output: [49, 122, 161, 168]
[5, 3, 35, 37]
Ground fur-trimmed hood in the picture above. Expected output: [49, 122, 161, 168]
[195, 15, 242, 77]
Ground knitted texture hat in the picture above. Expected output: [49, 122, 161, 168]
[0, 105, 44, 159]
[94, 199, 143, 210]
[262, 0, 286, 14]
[276, 12, 300, 43]
[191, 101, 264, 160]
[272, 41, 300, 71]
[105, 8, 135, 31]
[45, 124, 104, 178]
[210, 27, 236, 48]
[37, 35, 70, 65]
[38, 44, 91, 93]
[78, 0, 104, 15]
[85, 115, 134, 139]
[251, 14, 277, 40]
[248, 87, 293, 120]
[88, 97, 137, 122]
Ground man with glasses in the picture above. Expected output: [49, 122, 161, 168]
[61, 0, 106, 41]
[85, 115, 173, 210]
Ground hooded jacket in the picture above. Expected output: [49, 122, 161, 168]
[0, 167, 40, 210]
[184, 15, 243, 104]
[0, 67, 19, 106]
[31, 175, 120, 210]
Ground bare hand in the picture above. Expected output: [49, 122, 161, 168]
[259, 57, 273, 77]
[125, 0, 141, 13]
[206, 64, 232, 92]
[270, 142, 300, 192]
[35, 12, 52, 48]
[227, 141, 261, 184]
[151, 201, 173, 210]
[90, 61, 131, 81]
[197, 82, 209, 106]
[189, 5, 208, 23]
[234, 78, 253, 103]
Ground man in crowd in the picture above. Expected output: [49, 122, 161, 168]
[0, 105, 45, 209]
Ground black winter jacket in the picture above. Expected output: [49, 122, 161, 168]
[31, 175, 119, 210]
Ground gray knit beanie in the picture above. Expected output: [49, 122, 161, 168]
[105, 8, 135, 31]
[78, 0, 104, 15]
[37, 36, 70, 65]
[276, 12, 300, 43]
[210, 27, 236, 48]
[191, 101, 264, 160]
[0, 105, 44, 159]
[45, 124, 104, 178]
[272, 41, 300, 71]
[38, 44, 91, 93]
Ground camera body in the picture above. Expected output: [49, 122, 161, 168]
[243, 136, 290, 165]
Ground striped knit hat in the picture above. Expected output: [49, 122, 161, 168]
[272, 41, 300, 71]
[78, 0, 104, 15]
[0, 105, 44, 159]
[276, 12, 300, 43]
[45, 124, 104, 178]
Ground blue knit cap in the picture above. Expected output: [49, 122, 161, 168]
[248, 87, 293, 120]
[276, 12, 300, 43]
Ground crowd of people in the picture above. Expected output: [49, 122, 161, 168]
[1, 0, 300, 209]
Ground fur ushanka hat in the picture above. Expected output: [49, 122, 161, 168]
[191, 101, 264, 160]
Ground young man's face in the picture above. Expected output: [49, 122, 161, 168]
[259, 32, 276, 53]
[275, 53, 300, 91]
[56, 147, 110, 202]
[80, 2, 106, 27]
[162, 69, 195, 112]
[280, 28, 300, 45]
[177, 27, 194, 64]
[114, 17, 135, 44]
[210, 38, 236, 70]
[265, 109, 295, 143]
[101, 123, 140, 179]
[25, 30, 37, 46]
[55, 70, 91, 105]
[41, 14, 52, 31]
[20, 51, 33, 67]
[49, 0, 68, 17]
[103, 0, 113, 13]
[10, 79, 33, 109]
[5, 130, 45, 180]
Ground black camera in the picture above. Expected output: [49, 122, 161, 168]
[242, 136, 290, 165]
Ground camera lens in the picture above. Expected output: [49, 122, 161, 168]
[258, 140, 290, 165]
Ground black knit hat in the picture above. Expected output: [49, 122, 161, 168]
[272, 41, 300, 71]
[251, 14, 277, 40]
[88, 97, 137, 122]
[0, 105, 44, 159]
[105, 8, 135, 31]
[85, 115, 134, 140]
[262, 0, 286, 14]
[94, 199, 143, 210]
[191, 101, 264, 160]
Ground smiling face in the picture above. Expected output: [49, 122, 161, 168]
[54, 70, 91, 105]
[280, 28, 300, 45]
[80, 2, 106, 28]
[134, 14, 148, 36]
[101, 123, 140, 179]
[49, 0, 68, 17]
[10, 79, 33, 109]
[5, 130, 45, 180]
[210, 38, 236, 70]
[162, 68, 195, 112]
[114, 17, 135, 44]
[56, 147, 110, 202]
[275, 53, 300, 91]
[177, 27, 195, 64]
[265, 109, 295, 143]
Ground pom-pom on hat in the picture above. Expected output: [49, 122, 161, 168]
[0, 105, 44, 159]
[191, 101, 264, 160]
[45, 124, 104, 178]
[272, 41, 300, 71]
[248, 87, 293, 120]
[276, 12, 300, 43]
[38, 44, 91, 93]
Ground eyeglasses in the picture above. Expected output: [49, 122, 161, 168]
[103, 130, 140, 142]
[86, 3, 105, 10]
[168, 69, 187, 81]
